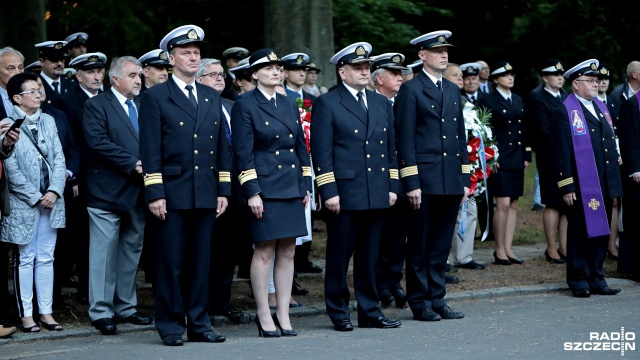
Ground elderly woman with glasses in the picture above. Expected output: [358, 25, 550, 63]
[0, 71, 66, 333]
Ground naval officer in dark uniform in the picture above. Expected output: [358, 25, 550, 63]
[394, 30, 469, 322]
[311, 42, 401, 331]
[139, 24, 232, 346]
[549, 59, 622, 298]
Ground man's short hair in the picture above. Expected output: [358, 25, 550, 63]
[196, 58, 222, 78]
[0, 47, 25, 64]
[108, 56, 141, 85]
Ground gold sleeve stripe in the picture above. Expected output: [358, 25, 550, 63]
[144, 173, 163, 187]
[389, 169, 399, 180]
[301, 166, 312, 177]
[400, 166, 418, 178]
[557, 177, 574, 188]
[315, 172, 335, 187]
[219, 171, 231, 183]
[525, 147, 532, 152]
[238, 169, 257, 185]
[461, 164, 471, 174]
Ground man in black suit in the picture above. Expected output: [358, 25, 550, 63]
[53, 52, 107, 305]
[139, 25, 232, 346]
[83, 56, 152, 335]
[35, 41, 76, 106]
[524, 59, 568, 264]
[36, 75, 81, 310]
[550, 59, 623, 298]
[195, 57, 249, 322]
[394, 30, 469, 322]
[608, 60, 640, 126]
[311, 42, 401, 331]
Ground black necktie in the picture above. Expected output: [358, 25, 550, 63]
[556, 95, 562, 101]
[185, 85, 198, 110]
[357, 91, 367, 113]
[223, 117, 232, 146]
[436, 80, 442, 91]
[469, 95, 476, 104]
[507, 97, 512, 105]
[270, 97, 277, 108]
[52, 81, 59, 95]
[31, 128, 49, 194]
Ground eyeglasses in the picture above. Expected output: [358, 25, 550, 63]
[19, 89, 44, 96]
[574, 79, 598, 85]
[200, 71, 226, 79]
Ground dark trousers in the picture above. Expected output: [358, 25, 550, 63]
[0, 242, 11, 323]
[619, 178, 640, 275]
[154, 209, 215, 339]
[324, 209, 387, 323]
[53, 193, 89, 301]
[477, 187, 494, 238]
[208, 201, 251, 311]
[405, 194, 461, 312]
[141, 210, 157, 288]
[376, 197, 409, 293]
[566, 197, 612, 292]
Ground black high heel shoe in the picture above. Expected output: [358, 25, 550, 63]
[493, 251, 511, 265]
[507, 255, 524, 265]
[254, 316, 280, 338]
[272, 313, 297, 337]
[544, 250, 564, 264]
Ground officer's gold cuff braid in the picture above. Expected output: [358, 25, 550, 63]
[301, 166, 312, 177]
[238, 169, 257, 185]
[389, 168, 399, 180]
[144, 173, 162, 186]
[557, 177, 573, 188]
[461, 164, 471, 174]
[400, 165, 418, 178]
[315, 172, 335, 187]
[218, 171, 231, 183]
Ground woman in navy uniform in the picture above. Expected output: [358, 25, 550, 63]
[231, 49, 312, 337]
[478, 62, 531, 265]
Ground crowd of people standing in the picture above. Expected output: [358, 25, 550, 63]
[0, 24, 638, 343]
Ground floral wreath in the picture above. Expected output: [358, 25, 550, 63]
[296, 97, 312, 154]
[464, 104, 498, 197]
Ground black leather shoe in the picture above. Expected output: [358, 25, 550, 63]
[390, 288, 407, 308]
[493, 251, 511, 265]
[572, 289, 591, 298]
[544, 250, 565, 264]
[434, 305, 464, 319]
[333, 318, 354, 331]
[292, 280, 309, 295]
[531, 204, 544, 211]
[358, 316, 401, 329]
[378, 289, 394, 306]
[298, 262, 323, 273]
[444, 263, 458, 273]
[211, 305, 245, 321]
[445, 274, 459, 284]
[591, 287, 621, 295]
[507, 256, 524, 265]
[121, 312, 153, 325]
[457, 260, 486, 270]
[189, 330, 226, 343]
[91, 318, 117, 335]
[162, 334, 184, 346]
[412, 308, 441, 322]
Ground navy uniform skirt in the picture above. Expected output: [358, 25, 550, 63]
[246, 197, 308, 243]
[489, 168, 524, 198]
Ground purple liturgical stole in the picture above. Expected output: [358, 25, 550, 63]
[563, 93, 610, 238]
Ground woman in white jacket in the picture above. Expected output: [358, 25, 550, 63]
[1, 72, 66, 333]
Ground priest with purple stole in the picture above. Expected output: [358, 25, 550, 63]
[549, 59, 623, 298]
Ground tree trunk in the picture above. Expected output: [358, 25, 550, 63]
[263, 0, 336, 89]
[0, 0, 46, 63]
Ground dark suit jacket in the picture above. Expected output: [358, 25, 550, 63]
[83, 89, 143, 212]
[550, 99, 622, 200]
[231, 88, 312, 200]
[608, 80, 631, 128]
[41, 103, 80, 194]
[311, 84, 398, 210]
[463, 90, 487, 105]
[478, 90, 531, 169]
[618, 94, 640, 177]
[139, 77, 232, 209]
[220, 97, 243, 206]
[40, 74, 77, 106]
[394, 72, 469, 195]
[53, 85, 93, 156]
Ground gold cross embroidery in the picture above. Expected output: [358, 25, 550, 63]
[588, 198, 600, 210]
